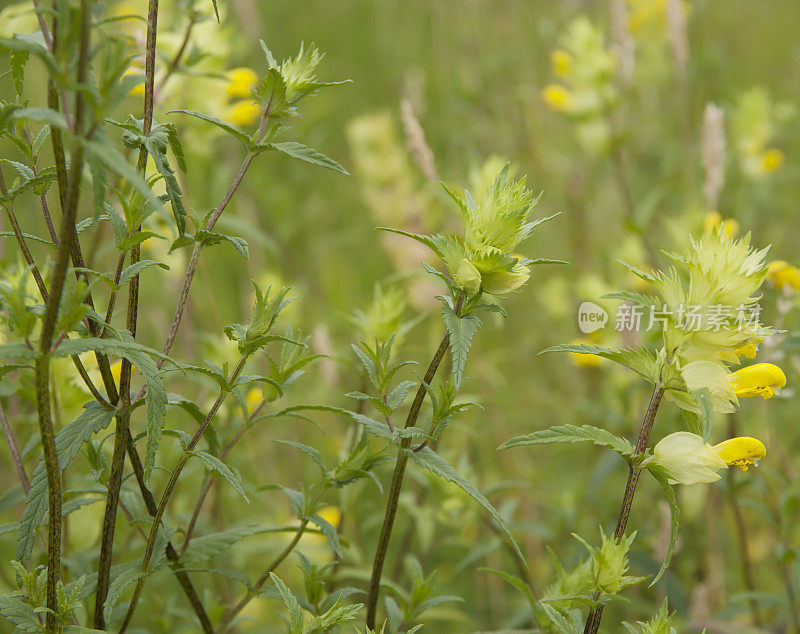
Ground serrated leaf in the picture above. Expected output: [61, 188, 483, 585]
[273, 440, 325, 470]
[541, 343, 660, 383]
[647, 464, 679, 586]
[309, 512, 342, 558]
[180, 524, 279, 564]
[499, 424, 636, 460]
[117, 259, 169, 288]
[103, 561, 144, 623]
[442, 305, 481, 389]
[409, 447, 525, 563]
[16, 402, 116, 564]
[271, 573, 304, 632]
[145, 138, 187, 235]
[191, 451, 249, 503]
[267, 141, 348, 175]
[168, 109, 251, 145]
[0, 594, 41, 632]
[196, 230, 249, 258]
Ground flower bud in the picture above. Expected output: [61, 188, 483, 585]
[455, 258, 482, 295]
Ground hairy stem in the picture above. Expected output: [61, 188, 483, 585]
[119, 355, 249, 632]
[365, 294, 463, 628]
[583, 385, 665, 634]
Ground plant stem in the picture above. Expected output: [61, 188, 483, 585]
[94, 0, 159, 625]
[119, 354, 249, 632]
[365, 294, 463, 629]
[0, 401, 30, 493]
[583, 384, 665, 634]
[33, 2, 91, 628]
[215, 520, 309, 633]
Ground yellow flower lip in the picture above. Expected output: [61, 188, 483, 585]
[729, 363, 787, 399]
[734, 337, 763, 360]
[713, 437, 766, 471]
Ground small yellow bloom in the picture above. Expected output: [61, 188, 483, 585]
[712, 437, 766, 472]
[226, 67, 258, 99]
[702, 211, 739, 238]
[569, 339, 602, 368]
[542, 84, 573, 113]
[729, 363, 786, 399]
[550, 49, 572, 77]
[766, 260, 800, 290]
[734, 338, 762, 360]
[245, 387, 263, 414]
[761, 147, 785, 172]
[226, 101, 261, 127]
[317, 505, 342, 527]
[110, 360, 136, 383]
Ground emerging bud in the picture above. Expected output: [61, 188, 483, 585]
[455, 258, 482, 295]
[589, 529, 637, 595]
[729, 363, 786, 399]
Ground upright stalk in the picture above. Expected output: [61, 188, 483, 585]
[583, 384, 665, 634]
[33, 3, 91, 629]
[119, 354, 249, 632]
[365, 294, 463, 628]
[94, 0, 159, 626]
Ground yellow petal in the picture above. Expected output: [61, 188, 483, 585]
[226, 67, 258, 99]
[226, 101, 261, 127]
[766, 260, 800, 290]
[541, 84, 573, 113]
[713, 436, 766, 471]
[761, 148, 785, 172]
[550, 49, 572, 77]
[729, 363, 786, 399]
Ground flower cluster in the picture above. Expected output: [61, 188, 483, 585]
[224, 67, 260, 126]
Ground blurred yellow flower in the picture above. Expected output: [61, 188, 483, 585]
[702, 211, 739, 238]
[245, 387, 263, 414]
[317, 505, 342, 527]
[226, 100, 261, 126]
[729, 363, 786, 399]
[713, 436, 766, 471]
[734, 338, 761, 359]
[122, 67, 145, 96]
[766, 260, 800, 290]
[110, 360, 136, 383]
[542, 84, 573, 113]
[761, 147, 785, 172]
[226, 67, 258, 99]
[550, 49, 572, 77]
[569, 339, 602, 368]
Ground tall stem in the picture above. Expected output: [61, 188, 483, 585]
[93, 0, 159, 625]
[583, 385, 664, 634]
[119, 355, 249, 632]
[33, 3, 91, 629]
[365, 294, 463, 628]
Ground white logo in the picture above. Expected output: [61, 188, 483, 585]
[578, 302, 608, 333]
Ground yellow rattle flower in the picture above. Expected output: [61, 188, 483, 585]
[226, 67, 258, 99]
[766, 260, 800, 290]
[729, 363, 786, 399]
[542, 84, 573, 113]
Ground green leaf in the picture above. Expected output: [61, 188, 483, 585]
[190, 451, 249, 503]
[12, 107, 69, 131]
[144, 138, 187, 235]
[267, 141, 349, 175]
[278, 405, 393, 440]
[442, 305, 481, 389]
[83, 138, 164, 217]
[168, 109, 251, 145]
[499, 424, 636, 460]
[270, 573, 304, 633]
[478, 568, 536, 609]
[9, 49, 28, 96]
[409, 447, 525, 563]
[117, 259, 169, 288]
[53, 337, 167, 481]
[273, 440, 324, 470]
[16, 402, 116, 564]
[180, 524, 282, 564]
[541, 343, 661, 384]
[196, 230, 249, 258]
[646, 464, 679, 587]
[0, 594, 42, 632]
[103, 561, 144, 623]
[309, 512, 342, 558]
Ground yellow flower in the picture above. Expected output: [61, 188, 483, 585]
[551, 49, 572, 77]
[761, 147, 785, 172]
[245, 387, 263, 414]
[702, 211, 739, 238]
[542, 84, 573, 113]
[317, 505, 342, 527]
[225, 67, 258, 99]
[569, 339, 602, 368]
[712, 437, 766, 472]
[226, 101, 261, 127]
[653, 432, 726, 485]
[110, 360, 136, 383]
[766, 260, 800, 290]
[734, 338, 762, 360]
[729, 363, 786, 399]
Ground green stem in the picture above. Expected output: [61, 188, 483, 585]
[93, 0, 159, 625]
[582, 385, 665, 634]
[365, 293, 463, 629]
[119, 354, 249, 632]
